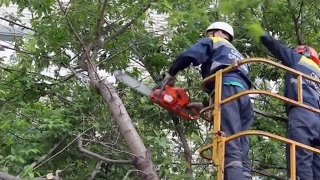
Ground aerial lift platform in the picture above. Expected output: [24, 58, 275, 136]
[199, 58, 320, 180]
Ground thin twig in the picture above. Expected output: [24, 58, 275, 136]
[82, 138, 135, 156]
[31, 126, 95, 171]
[78, 137, 133, 164]
[30, 135, 68, 168]
[122, 170, 145, 180]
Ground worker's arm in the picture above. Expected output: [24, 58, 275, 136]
[168, 38, 213, 76]
[260, 32, 301, 67]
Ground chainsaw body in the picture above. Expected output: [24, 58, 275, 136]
[113, 70, 199, 120]
[150, 86, 199, 120]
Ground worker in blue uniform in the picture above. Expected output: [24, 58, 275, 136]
[164, 21, 254, 180]
[248, 23, 320, 180]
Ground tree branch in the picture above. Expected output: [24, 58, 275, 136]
[0, 17, 36, 32]
[78, 136, 133, 164]
[287, 0, 304, 45]
[0, 44, 52, 59]
[253, 108, 287, 123]
[96, 0, 108, 39]
[57, 0, 84, 46]
[103, 3, 152, 44]
[171, 116, 193, 177]
[252, 169, 286, 180]
[57, 0, 107, 91]
[0, 66, 58, 81]
[96, 39, 154, 66]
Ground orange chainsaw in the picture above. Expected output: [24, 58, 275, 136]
[113, 70, 199, 120]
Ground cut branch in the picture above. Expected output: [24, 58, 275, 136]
[0, 172, 61, 180]
[78, 137, 133, 164]
[0, 172, 21, 180]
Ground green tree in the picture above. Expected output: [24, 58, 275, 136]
[0, 0, 318, 180]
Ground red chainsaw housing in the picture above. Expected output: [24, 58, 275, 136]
[150, 86, 199, 120]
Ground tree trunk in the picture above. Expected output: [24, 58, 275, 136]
[84, 49, 159, 180]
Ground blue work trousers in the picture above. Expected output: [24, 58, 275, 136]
[211, 84, 254, 180]
[286, 106, 320, 180]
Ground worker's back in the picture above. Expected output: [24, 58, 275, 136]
[199, 37, 252, 93]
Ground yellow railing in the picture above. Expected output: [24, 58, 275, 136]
[199, 58, 320, 180]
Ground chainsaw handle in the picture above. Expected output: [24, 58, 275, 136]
[175, 106, 200, 120]
[188, 107, 200, 120]
[157, 78, 169, 98]
[182, 112, 200, 120]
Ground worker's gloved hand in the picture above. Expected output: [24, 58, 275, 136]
[185, 102, 204, 113]
[246, 22, 265, 42]
[162, 72, 175, 86]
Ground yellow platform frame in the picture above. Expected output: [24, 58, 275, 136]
[199, 58, 320, 180]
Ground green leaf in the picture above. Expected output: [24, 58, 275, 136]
[17, 156, 25, 163]
[28, 172, 35, 179]
[30, 149, 39, 154]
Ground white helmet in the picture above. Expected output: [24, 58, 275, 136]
[206, 21, 234, 40]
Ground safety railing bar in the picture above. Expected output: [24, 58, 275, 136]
[297, 76, 303, 103]
[221, 90, 320, 112]
[200, 107, 287, 123]
[225, 130, 320, 154]
[201, 58, 320, 92]
[199, 90, 320, 120]
[202, 108, 288, 123]
[199, 144, 214, 160]
[290, 145, 296, 179]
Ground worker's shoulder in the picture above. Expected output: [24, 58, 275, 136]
[209, 36, 231, 44]
[298, 56, 320, 73]
[196, 37, 232, 44]
[196, 37, 213, 44]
